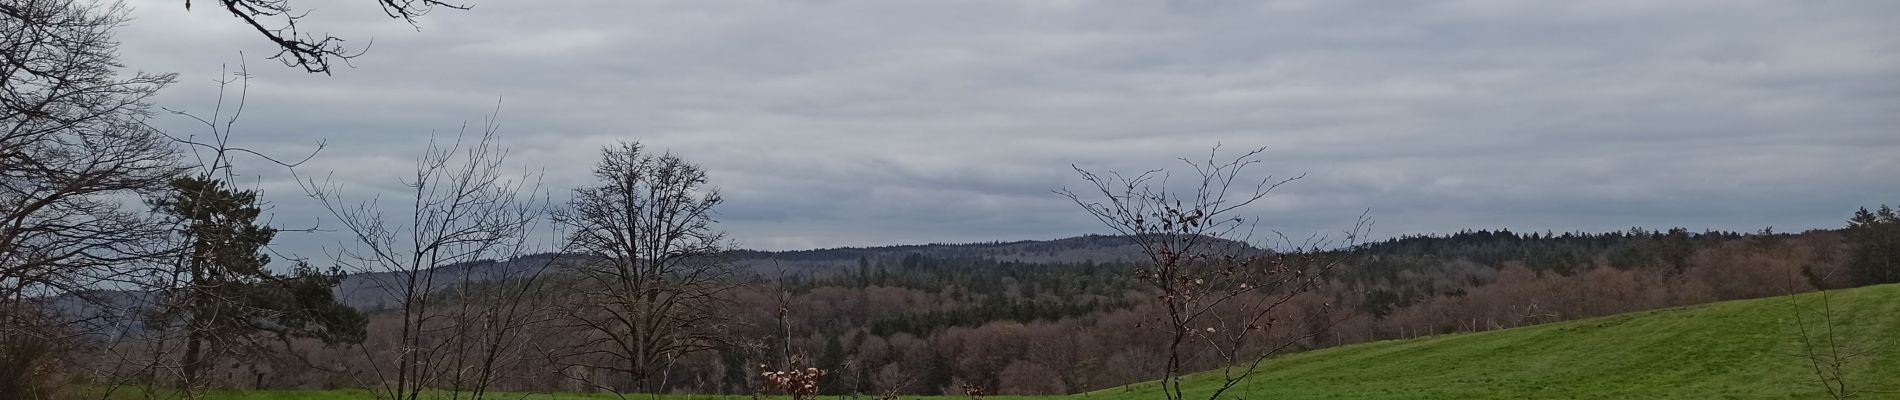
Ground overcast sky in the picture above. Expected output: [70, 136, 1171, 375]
[114, 0, 1899, 256]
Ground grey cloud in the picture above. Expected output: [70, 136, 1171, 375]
[110, 0, 1900, 257]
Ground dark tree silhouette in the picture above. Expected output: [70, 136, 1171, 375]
[2, 2, 179, 396]
[0, 0, 179, 305]
[188, 0, 468, 74]
[147, 176, 365, 393]
[547, 141, 742, 394]
[1846, 205, 1899, 285]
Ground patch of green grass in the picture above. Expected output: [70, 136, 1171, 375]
[135, 284, 1900, 400]
[1081, 284, 1900, 400]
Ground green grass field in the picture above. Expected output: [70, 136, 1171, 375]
[1078, 284, 1900, 399]
[156, 284, 1900, 400]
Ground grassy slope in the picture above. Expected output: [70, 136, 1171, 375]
[180, 285, 1900, 400]
[1086, 283, 1900, 400]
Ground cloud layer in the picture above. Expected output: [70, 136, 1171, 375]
[114, 0, 1900, 255]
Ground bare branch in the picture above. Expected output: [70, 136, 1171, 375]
[1060, 146, 1370, 400]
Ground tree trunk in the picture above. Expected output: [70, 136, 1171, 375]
[182, 325, 205, 389]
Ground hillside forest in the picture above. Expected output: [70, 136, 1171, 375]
[48, 216, 1900, 396]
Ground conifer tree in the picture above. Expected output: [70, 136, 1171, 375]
[1846, 205, 1900, 285]
[152, 177, 364, 389]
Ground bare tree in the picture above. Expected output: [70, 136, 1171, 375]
[7, 0, 471, 75]
[302, 112, 549, 400]
[1, 2, 179, 396]
[1058, 146, 1368, 400]
[545, 141, 741, 395]
[0, 0, 178, 308]
[434, 244, 564, 400]
[180, 0, 469, 74]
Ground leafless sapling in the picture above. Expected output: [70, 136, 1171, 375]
[302, 110, 549, 400]
[1058, 146, 1369, 400]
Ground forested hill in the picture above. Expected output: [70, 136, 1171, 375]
[100, 229, 1833, 313]
[336, 229, 1818, 309]
[735, 226, 1799, 275]
[74, 223, 1890, 395]
[1346, 227, 1779, 276]
[353, 227, 1803, 287]
[1359, 227, 1761, 260]
[727, 234, 1169, 273]
[329, 235, 1168, 309]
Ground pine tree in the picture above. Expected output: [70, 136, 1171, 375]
[153, 177, 365, 388]
[818, 334, 848, 395]
[1846, 205, 1900, 285]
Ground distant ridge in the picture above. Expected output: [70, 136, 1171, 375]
[338, 234, 1256, 308]
[734, 234, 1156, 264]
[56, 234, 1181, 315]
